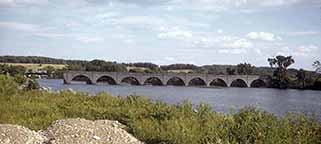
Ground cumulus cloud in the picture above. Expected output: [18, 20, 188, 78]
[158, 27, 193, 40]
[164, 0, 318, 11]
[222, 38, 253, 49]
[293, 45, 319, 56]
[246, 32, 280, 41]
[0, 21, 42, 32]
[76, 36, 104, 43]
[274, 45, 319, 57]
[286, 31, 320, 36]
[218, 48, 247, 54]
[110, 16, 165, 26]
[0, 0, 48, 7]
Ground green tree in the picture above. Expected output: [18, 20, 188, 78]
[313, 61, 321, 74]
[0, 75, 18, 95]
[237, 63, 254, 75]
[296, 69, 306, 88]
[312, 61, 321, 90]
[43, 66, 55, 77]
[267, 55, 295, 89]
[226, 68, 236, 75]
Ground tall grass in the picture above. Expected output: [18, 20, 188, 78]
[0, 75, 320, 144]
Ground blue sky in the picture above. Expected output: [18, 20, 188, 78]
[0, 0, 320, 70]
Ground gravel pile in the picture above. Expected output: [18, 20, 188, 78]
[0, 124, 47, 144]
[0, 118, 143, 144]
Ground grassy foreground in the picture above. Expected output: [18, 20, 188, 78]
[0, 75, 321, 144]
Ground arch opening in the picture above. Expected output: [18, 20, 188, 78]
[210, 78, 228, 87]
[121, 77, 140, 85]
[167, 77, 185, 86]
[144, 77, 163, 86]
[71, 75, 92, 84]
[96, 75, 117, 85]
[230, 79, 248, 87]
[250, 79, 266, 88]
[188, 77, 206, 86]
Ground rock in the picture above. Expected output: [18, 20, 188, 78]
[93, 135, 101, 140]
[42, 118, 143, 144]
[0, 124, 47, 144]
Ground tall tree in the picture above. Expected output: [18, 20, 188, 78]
[313, 61, 321, 74]
[296, 69, 306, 89]
[312, 61, 321, 90]
[236, 63, 254, 75]
[267, 55, 295, 89]
[226, 68, 236, 75]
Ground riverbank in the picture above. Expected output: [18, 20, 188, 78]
[1, 75, 321, 143]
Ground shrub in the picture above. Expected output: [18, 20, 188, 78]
[0, 74, 18, 95]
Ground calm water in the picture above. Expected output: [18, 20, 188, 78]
[38, 79, 321, 118]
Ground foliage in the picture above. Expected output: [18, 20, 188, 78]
[13, 74, 27, 85]
[1, 75, 320, 144]
[296, 69, 306, 89]
[0, 64, 26, 76]
[160, 64, 199, 71]
[313, 61, 321, 74]
[126, 62, 160, 71]
[129, 68, 147, 73]
[226, 68, 236, 75]
[236, 63, 254, 75]
[268, 55, 295, 89]
[23, 79, 40, 90]
[0, 75, 18, 95]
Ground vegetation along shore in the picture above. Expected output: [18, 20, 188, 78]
[0, 74, 321, 144]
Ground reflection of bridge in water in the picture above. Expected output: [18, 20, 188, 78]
[63, 71, 268, 87]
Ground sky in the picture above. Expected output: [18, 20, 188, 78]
[0, 0, 320, 70]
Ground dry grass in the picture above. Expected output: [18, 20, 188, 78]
[0, 63, 66, 71]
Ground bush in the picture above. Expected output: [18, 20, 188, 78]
[23, 79, 40, 91]
[0, 74, 18, 95]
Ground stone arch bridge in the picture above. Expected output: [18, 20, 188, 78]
[64, 71, 267, 87]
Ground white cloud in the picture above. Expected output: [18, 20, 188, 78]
[246, 32, 277, 41]
[0, 0, 48, 7]
[165, 57, 176, 61]
[0, 0, 15, 7]
[293, 45, 319, 56]
[218, 48, 247, 54]
[111, 16, 165, 26]
[274, 45, 319, 57]
[174, 0, 316, 8]
[34, 32, 105, 43]
[217, 29, 223, 34]
[222, 38, 253, 49]
[125, 39, 136, 44]
[96, 12, 120, 19]
[33, 33, 67, 39]
[0, 22, 40, 32]
[76, 36, 104, 43]
[158, 27, 193, 40]
[286, 31, 320, 36]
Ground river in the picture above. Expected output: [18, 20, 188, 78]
[38, 79, 321, 118]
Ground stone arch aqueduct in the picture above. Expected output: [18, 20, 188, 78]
[64, 71, 267, 87]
